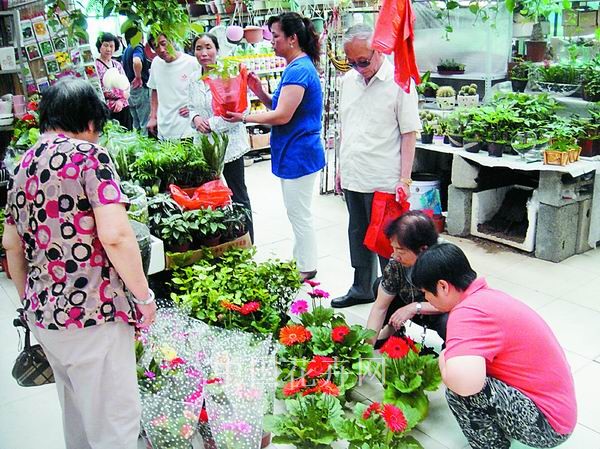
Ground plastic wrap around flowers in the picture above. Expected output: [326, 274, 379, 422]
[138, 309, 209, 449]
[205, 381, 266, 449]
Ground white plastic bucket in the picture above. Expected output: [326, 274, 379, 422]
[409, 174, 441, 212]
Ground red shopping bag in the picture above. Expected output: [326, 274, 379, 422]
[364, 191, 411, 258]
[204, 65, 249, 117]
[169, 181, 232, 210]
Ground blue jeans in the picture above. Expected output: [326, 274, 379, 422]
[128, 86, 151, 134]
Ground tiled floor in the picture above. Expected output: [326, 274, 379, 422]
[1, 159, 600, 449]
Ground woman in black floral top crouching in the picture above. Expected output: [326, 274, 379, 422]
[2, 78, 156, 449]
[366, 211, 448, 348]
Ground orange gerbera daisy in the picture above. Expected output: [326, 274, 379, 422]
[279, 324, 312, 346]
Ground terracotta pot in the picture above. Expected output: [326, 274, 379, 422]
[579, 138, 594, 157]
[244, 26, 263, 44]
[525, 40, 547, 62]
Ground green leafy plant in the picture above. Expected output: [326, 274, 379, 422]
[462, 106, 524, 143]
[416, 71, 439, 97]
[158, 212, 198, 250]
[510, 59, 533, 81]
[547, 137, 579, 152]
[199, 132, 229, 180]
[376, 336, 442, 423]
[193, 207, 227, 239]
[265, 394, 345, 449]
[171, 247, 301, 335]
[147, 193, 183, 238]
[221, 203, 250, 241]
[582, 57, 600, 100]
[535, 64, 583, 85]
[204, 57, 243, 80]
[335, 402, 423, 449]
[490, 92, 559, 130]
[543, 116, 584, 142]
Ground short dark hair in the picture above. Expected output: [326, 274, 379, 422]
[384, 211, 438, 254]
[192, 33, 220, 51]
[268, 12, 320, 65]
[411, 243, 477, 294]
[39, 78, 110, 134]
[96, 32, 120, 52]
[124, 27, 141, 45]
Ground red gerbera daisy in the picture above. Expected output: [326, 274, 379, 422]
[306, 355, 335, 378]
[282, 378, 307, 397]
[381, 404, 408, 433]
[380, 336, 410, 359]
[307, 288, 330, 299]
[315, 379, 339, 396]
[240, 301, 260, 315]
[207, 377, 223, 385]
[362, 402, 382, 420]
[303, 279, 320, 287]
[279, 324, 312, 346]
[169, 357, 186, 369]
[331, 325, 350, 343]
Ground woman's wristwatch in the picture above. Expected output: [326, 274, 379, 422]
[415, 301, 422, 315]
[241, 111, 249, 124]
[132, 288, 155, 305]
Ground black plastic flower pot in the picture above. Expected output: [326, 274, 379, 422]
[511, 79, 528, 93]
[449, 134, 464, 147]
[463, 139, 481, 153]
[443, 135, 450, 145]
[420, 133, 434, 144]
[487, 142, 506, 157]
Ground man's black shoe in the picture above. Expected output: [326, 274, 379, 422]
[331, 294, 375, 308]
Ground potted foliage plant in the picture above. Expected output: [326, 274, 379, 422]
[582, 57, 600, 102]
[543, 138, 576, 166]
[436, 85, 456, 110]
[158, 212, 197, 252]
[194, 207, 227, 247]
[509, 59, 531, 92]
[456, 84, 479, 108]
[419, 110, 436, 144]
[437, 58, 465, 75]
[518, 0, 561, 62]
[416, 71, 439, 98]
[534, 63, 583, 97]
[446, 109, 471, 147]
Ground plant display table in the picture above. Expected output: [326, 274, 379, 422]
[416, 142, 600, 262]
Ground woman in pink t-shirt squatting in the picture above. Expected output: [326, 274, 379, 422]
[411, 243, 576, 449]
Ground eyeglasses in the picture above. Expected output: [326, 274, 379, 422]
[347, 50, 375, 69]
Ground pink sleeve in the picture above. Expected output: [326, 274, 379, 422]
[444, 307, 504, 363]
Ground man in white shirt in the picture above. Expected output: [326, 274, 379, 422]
[332, 24, 420, 308]
[146, 34, 199, 140]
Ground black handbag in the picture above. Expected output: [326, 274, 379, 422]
[12, 313, 55, 387]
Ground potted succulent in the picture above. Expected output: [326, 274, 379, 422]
[437, 58, 465, 75]
[456, 83, 479, 108]
[509, 59, 531, 92]
[436, 85, 456, 110]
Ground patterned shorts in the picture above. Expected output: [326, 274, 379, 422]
[446, 377, 571, 449]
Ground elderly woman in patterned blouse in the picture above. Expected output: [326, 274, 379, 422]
[366, 211, 448, 348]
[2, 77, 156, 449]
[187, 33, 254, 241]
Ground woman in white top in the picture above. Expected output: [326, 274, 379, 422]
[188, 33, 254, 241]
